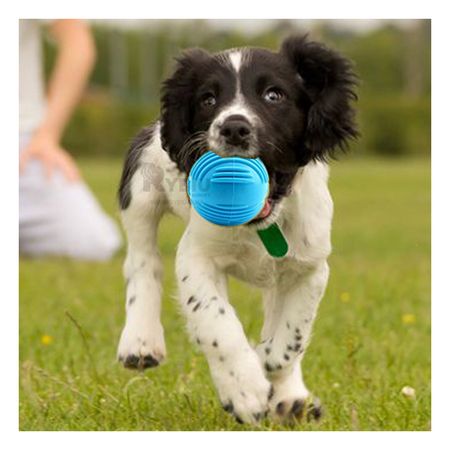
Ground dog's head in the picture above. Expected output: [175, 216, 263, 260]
[161, 35, 358, 223]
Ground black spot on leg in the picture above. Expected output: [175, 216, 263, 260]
[265, 347, 271, 355]
[219, 355, 225, 362]
[276, 401, 286, 415]
[122, 353, 160, 370]
[127, 296, 136, 307]
[193, 302, 201, 312]
[292, 399, 305, 417]
[142, 354, 159, 368]
[284, 353, 290, 361]
[123, 354, 140, 368]
[219, 307, 225, 315]
[253, 412, 262, 422]
[187, 296, 196, 305]
[307, 400, 323, 422]
[211, 296, 218, 301]
[196, 337, 202, 345]
[212, 340, 218, 347]
[265, 362, 273, 372]
[268, 384, 274, 400]
[276, 364, 282, 370]
[182, 275, 189, 282]
[222, 401, 234, 413]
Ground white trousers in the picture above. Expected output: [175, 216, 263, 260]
[19, 133, 122, 260]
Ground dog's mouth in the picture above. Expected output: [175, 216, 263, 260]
[255, 198, 273, 220]
[247, 167, 296, 226]
[248, 196, 279, 226]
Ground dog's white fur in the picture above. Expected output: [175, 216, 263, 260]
[208, 51, 260, 159]
[117, 115, 333, 423]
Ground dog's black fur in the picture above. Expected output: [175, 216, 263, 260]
[119, 125, 155, 209]
[119, 35, 358, 212]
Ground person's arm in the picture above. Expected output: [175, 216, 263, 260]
[19, 20, 96, 181]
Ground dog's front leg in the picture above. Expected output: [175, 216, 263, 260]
[256, 261, 329, 422]
[176, 229, 272, 424]
[117, 194, 166, 370]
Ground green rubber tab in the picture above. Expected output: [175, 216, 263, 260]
[257, 222, 289, 258]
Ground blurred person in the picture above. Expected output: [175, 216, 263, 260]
[19, 19, 122, 260]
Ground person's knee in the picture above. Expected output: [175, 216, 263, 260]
[89, 222, 123, 261]
[20, 175, 123, 261]
[65, 217, 123, 261]
[20, 209, 123, 261]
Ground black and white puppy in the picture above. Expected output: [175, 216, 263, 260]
[117, 35, 357, 424]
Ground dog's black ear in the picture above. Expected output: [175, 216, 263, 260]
[281, 35, 358, 161]
[160, 48, 211, 171]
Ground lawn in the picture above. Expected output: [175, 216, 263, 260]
[19, 156, 431, 431]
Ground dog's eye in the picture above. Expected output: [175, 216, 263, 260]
[200, 94, 217, 108]
[263, 88, 285, 103]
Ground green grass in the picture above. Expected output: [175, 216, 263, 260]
[19, 156, 431, 431]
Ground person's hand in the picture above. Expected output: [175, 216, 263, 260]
[19, 128, 81, 182]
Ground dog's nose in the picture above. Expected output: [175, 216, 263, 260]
[219, 115, 251, 146]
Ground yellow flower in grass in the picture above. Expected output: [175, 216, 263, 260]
[402, 314, 416, 325]
[339, 292, 350, 303]
[41, 334, 53, 345]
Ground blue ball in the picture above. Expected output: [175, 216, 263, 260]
[187, 151, 269, 226]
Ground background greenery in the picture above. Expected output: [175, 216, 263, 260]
[43, 19, 431, 158]
[19, 157, 431, 431]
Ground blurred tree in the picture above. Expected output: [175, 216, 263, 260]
[108, 28, 128, 98]
[42, 20, 430, 158]
[403, 20, 431, 97]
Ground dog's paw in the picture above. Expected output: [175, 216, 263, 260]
[117, 322, 166, 371]
[262, 366, 323, 424]
[268, 376, 322, 423]
[271, 395, 322, 423]
[211, 350, 272, 424]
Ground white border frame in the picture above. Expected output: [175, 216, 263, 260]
[4, 1, 446, 448]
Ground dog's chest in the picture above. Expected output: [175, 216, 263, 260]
[213, 229, 278, 288]
[156, 139, 332, 287]
[191, 222, 303, 288]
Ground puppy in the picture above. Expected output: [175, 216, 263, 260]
[117, 35, 358, 424]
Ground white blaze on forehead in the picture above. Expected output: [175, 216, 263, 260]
[228, 51, 243, 73]
[208, 48, 259, 153]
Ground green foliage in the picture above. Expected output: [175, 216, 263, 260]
[44, 20, 431, 158]
[62, 98, 159, 157]
[62, 93, 430, 159]
[356, 95, 431, 156]
[19, 157, 430, 430]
